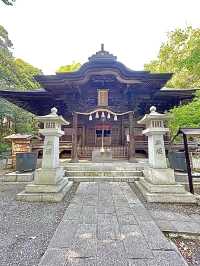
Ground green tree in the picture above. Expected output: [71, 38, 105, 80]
[14, 58, 42, 90]
[57, 61, 81, 73]
[145, 27, 200, 135]
[168, 98, 200, 135]
[0, 25, 41, 90]
[145, 27, 200, 88]
[0, 25, 41, 152]
[1, 0, 15, 6]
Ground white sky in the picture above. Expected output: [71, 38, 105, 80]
[0, 0, 200, 74]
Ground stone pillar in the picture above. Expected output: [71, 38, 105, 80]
[128, 112, 136, 162]
[71, 112, 78, 162]
[136, 106, 196, 203]
[16, 107, 73, 202]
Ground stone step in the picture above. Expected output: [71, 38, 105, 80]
[68, 176, 140, 182]
[65, 170, 143, 177]
[64, 165, 143, 171]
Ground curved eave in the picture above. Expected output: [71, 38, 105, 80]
[0, 89, 55, 115]
[34, 61, 173, 89]
[154, 88, 196, 99]
[0, 89, 52, 98]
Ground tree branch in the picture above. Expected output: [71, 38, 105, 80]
[1, 0, 15, 6]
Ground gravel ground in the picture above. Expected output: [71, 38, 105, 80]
[167, 235, 200, 266]
[130, 183, 200, 216]
[130, 183, 200, 265]
[0, 175, 199, 266]
[0, 180, 79, 266]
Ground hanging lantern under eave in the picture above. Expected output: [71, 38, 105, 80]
[89, 114, 93, 121]
[114, 114, 118, 121]
[101, 112, 105, 118]
[95, 112, 99, 119]
[107, 112, 110, 119]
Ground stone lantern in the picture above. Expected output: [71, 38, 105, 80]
[138, 106, 169, 168]
[17, 107, 72, 202]
[36, 107, 68, 170]
[136, 106, 196, 203]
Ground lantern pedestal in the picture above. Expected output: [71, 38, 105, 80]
[17, 107, 73, 202]
[16, 176, 73, 202]
[136, 167, 196, 203]
[136, 106, 196, 203]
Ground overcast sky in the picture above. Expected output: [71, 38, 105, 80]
[0, 0, 200, 74]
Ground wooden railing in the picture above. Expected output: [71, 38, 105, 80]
[77, 146, 128, 159]
[31, 140, 198, 160]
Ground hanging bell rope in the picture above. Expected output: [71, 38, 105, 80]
[76, 108, 133, 117]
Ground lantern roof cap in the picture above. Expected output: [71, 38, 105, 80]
[138, 106, 168, 124]
[36, 107, 69, 125]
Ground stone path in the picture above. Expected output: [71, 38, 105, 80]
[39, 182, 187, 266]
[150, 210, 200, 235]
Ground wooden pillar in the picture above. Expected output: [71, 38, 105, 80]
[71, 112, 78, 162]
[128, 112, 136, 162]
[82, 125, 86, 146]
[120, 116, 123, 146]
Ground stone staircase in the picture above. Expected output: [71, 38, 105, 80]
[63, 162, 143, 182]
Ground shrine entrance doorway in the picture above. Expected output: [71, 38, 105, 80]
[95, 124, 111, 147]
[71, 109, 136, 162]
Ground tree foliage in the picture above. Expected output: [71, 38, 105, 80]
[145, 27, 200, 88]
[57, 62, 81, 73]
[0, 26, 41, 90]
[168, 98, 200, 135]
[0, 25, 41, 152]
[145, 27, 200, 135]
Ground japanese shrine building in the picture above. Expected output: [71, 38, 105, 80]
[0, 45, 195, 160]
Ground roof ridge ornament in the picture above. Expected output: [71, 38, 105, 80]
[88, 44, 117, 62]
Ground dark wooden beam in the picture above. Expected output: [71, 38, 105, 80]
[128, 112, 136, 162]
[70, 112, 79, 162]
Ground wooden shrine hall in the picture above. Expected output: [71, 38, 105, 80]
[0, 45, 196, 161]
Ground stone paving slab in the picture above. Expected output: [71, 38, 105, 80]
[39, 182, 187, 266]
[128, 250, 188, 266]
[48, 221, 78, 248]
[139, 221, 173, 250]
[120, 224, 154, 259]
[150, 209, 200, 234]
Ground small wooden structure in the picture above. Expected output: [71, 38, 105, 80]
[4, 134, 33, 168]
